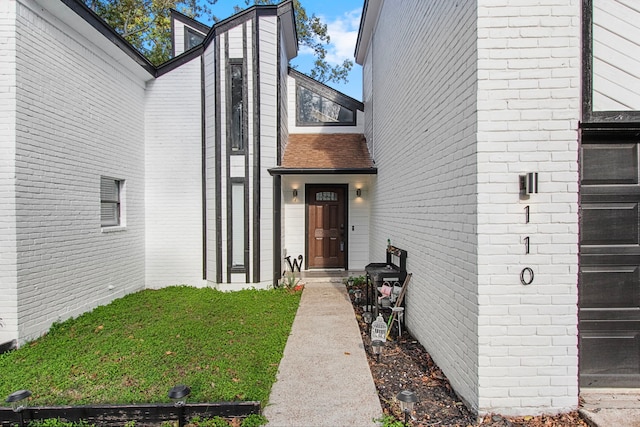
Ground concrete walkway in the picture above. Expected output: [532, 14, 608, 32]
[263, 277, 383, 426]
[580, 389, 640, 427]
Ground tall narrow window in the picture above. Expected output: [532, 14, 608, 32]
[100, 176, 123, 227]
[230, 62, 244, 152]
[231, 181, 245, 269]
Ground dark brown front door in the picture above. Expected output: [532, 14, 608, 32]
[579, 131, 640, 387]
[307, 186, 346, 269]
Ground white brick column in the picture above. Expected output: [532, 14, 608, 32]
[476, 0, 581, 415]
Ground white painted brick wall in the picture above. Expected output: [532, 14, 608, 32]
[476, 0, 580, 415]
[364, 0, 481, 410]
[13, 0, 148, 344]
[0, 0, 18, 345]
[363, 0, 580, 416]
[145, 58, 205, 288]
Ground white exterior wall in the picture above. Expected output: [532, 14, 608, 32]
[282, 176, 371, 271]
[13, 0, 148, 344]
[259, 15, 278, 284]
[0, 0, 18, 345]
[364, 0, 580, 416]
[204, 38, 217, 286]
[364, 0, 480, 410]
[145, 58, 205, 288]
[476, 0, 580, 415]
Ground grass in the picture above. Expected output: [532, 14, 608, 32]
[0, 286, 301, 407]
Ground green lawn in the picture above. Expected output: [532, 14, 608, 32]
[0, 286, 301, 407]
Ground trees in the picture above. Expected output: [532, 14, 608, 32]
[86, 0, 214, 66]
[85, 0, 352, 84]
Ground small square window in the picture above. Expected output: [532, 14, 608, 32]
[101, 176, 123, 227]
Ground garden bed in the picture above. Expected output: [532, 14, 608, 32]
[347, 280, 588, 427]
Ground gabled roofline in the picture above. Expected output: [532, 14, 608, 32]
[289, 68, 364, 111]
[354, 0, 383, 65]
[59, 0, 298, 79]
[60, 0, 156, 76]
[170, 9, 211, 35]
[200, 0, 298, 61]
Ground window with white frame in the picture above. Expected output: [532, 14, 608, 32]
[100, 176, 123, 227]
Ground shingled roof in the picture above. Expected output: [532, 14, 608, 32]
[280, 133, 375, 170]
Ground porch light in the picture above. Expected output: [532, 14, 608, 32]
[371, 339, 384, 362]
[396, 389, 418, 425]
[356, 188, 362, 197]
[292, 189, 298, 201]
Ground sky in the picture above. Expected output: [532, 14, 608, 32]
[205, 0, 364, 100]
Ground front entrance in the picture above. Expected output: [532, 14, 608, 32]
[579, 130, 640, 387]
[307, 185, 347, 269]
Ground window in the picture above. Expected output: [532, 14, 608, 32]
[184, 27, 205, 51]
[101, 176, 123, 227]
[231, 181, 246, 269]
[296, 84, 355, 125]
[316, 191, 338, 201]
[229, 62, 245, 153]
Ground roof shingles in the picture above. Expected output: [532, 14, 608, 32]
[281, 134, 374, 169]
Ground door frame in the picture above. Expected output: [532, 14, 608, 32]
[305, 184, 349, 270]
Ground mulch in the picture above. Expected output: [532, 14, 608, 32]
[348, 286, 588, 427]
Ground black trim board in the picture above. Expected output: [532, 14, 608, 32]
[201, 55, 207, 280]
[269, 168, 378, 176]
[215, 35, 223, 284]
[253, 17, 262, 283]
[273, 175, 282, 285]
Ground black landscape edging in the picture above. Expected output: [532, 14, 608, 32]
[0, 401, 260, 426]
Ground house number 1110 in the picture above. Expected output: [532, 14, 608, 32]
[521, 205, 534, 285]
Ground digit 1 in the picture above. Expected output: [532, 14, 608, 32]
[524, 205, 530, 223]
[524, 236, 530, 254]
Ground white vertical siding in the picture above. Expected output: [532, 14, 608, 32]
[13, 0, 147, 344]
[173, 20, 186, 56]
[476, 0, 580, 415]
[259, 15, 278, 283]
[0, 0, 18, 345]
[592, 0, 640, 110]
[145, 57, 205, 288]
[279, 24, 289, 164]
[204, 40, 217, 285]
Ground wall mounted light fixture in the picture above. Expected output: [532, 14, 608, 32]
[356, 188, 362, 198]
[292, 189, 298, 200]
